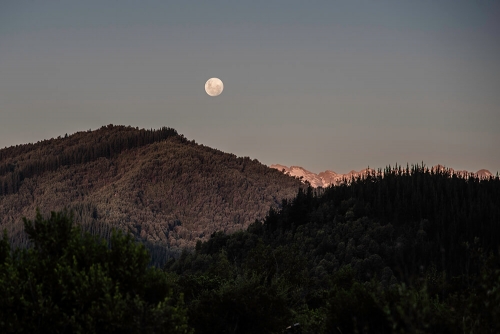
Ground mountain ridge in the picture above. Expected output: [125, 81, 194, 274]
[0, 125, 302, 261]
[271, 164, 493, 188]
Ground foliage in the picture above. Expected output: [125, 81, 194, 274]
[165, 167, 500, 333]
[1, 163, 499, 333]
[0, 210, 191, 334]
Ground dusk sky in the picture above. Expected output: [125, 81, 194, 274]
[1, 1, 499, 174]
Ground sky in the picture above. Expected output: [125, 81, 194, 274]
[1, 1, 499, 174]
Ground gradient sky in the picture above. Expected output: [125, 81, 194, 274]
[1, 1, 499, 174]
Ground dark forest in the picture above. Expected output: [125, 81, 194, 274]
[1, 165, 499, 333]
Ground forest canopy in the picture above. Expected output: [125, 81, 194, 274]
[1, 166, 500, 333]
[0, 125, 302, 255]
[165, 166, 500, 333]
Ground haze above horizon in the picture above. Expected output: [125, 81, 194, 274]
[1, 1, 499, 174]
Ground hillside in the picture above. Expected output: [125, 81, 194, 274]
[167, 166, 500, 333]
[0, 125, 302, 260]
[2, 147, 500, 332]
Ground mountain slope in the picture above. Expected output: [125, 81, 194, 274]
[166, 166, 500, 333]
[0, 125, 302, 256]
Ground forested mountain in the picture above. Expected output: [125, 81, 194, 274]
[0, 125, 302, 262]
[166, 166, 500, 333]
[2, 139, 499, 332]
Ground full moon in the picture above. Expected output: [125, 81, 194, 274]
[205, 78, 224, 97]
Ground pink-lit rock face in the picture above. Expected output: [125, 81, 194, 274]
[271, 164, 493, 188]
[270, 164, 373, 187]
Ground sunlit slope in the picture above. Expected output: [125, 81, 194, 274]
[0, 125, 302, 251]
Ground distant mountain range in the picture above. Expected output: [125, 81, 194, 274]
[270, 164, 493, 188]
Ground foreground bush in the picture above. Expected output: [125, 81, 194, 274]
[0, 210, 192, 334]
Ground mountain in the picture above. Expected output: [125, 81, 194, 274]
[0, 125, 302, 260]
[271, 164, 493, 188]
[270, 164, 374, 187]
[430, 164, 493, 179]
[166, 166, 500, 333]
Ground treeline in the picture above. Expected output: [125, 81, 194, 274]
[0, 125, 178, 196]
[164, 166, 500, 333]
[262, 164, 500, 280]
